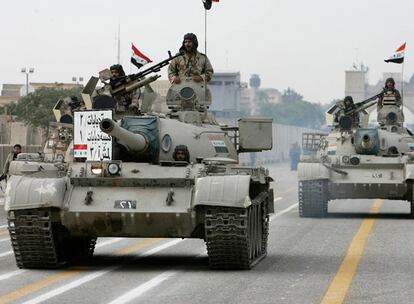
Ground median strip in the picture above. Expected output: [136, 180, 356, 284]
[320, 199, 382, 304]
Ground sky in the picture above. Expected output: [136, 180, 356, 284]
[0, 0, 413, 104]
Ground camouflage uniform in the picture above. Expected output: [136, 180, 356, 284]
[168, 33, 213, 83]
[334, 97, 360, 128]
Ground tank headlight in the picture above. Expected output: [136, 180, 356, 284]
[108, 163, 120, 175]
[350, 156, 360, 166]
[91, 165, 103, 175]
[342, 156, 350, 163]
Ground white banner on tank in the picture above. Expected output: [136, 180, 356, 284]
[73, 110, 113, 161]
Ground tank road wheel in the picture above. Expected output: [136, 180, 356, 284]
[7, 208, 66, 269]
[298, 179, 328, 218]
[204, 192, 269, 270]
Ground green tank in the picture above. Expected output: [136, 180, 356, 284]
[5, 52, 274, 270]
[298, 93, 414, 218]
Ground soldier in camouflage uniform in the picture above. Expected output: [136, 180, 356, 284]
[168, 33, 213, 84]
[334, 96, 360, 128]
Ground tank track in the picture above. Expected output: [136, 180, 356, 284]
[204, 192, 269, 270]
[410, 181, 414, 219]
[298, 179, 328, 218]
[8, 208, 96, 269]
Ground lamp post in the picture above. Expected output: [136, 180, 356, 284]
[72, 77, 84, 85]
[21, 67, 34, 96]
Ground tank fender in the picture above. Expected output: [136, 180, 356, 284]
[405, 164, 414, 180]
[297, 162, 330, 181]
[193, 175, 252, 208]
[5, 175, 67, 211]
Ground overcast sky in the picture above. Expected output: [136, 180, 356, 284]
[1, 0, 413, 104]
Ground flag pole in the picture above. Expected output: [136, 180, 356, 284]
[401, 60, 404, 107]
[204, 6, 207, 100]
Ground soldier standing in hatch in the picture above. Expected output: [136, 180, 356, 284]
[168, 33, 214, 84]
[334, 96, 360, 128]
[109, 64, 126, 88]
[377, 77, 402, 111]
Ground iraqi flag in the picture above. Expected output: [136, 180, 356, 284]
[131, 43, 152, 69]
[384, 42, 406, 64]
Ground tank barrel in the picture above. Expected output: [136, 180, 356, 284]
[100, 118, 148, 152]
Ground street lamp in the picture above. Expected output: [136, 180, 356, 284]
[72, 77, 84, 85]
[21, 67, 34, 96]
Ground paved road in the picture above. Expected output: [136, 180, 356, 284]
[0, 162, 413, 304]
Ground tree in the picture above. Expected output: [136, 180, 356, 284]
[10, 87, 82, 130]
[257, 88, 325, 129]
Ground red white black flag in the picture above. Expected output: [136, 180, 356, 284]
[131, 43, 152, 69]
[384, 42, 406, 64]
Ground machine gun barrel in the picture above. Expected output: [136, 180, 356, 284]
[110, 51, 182, 97]
[129, 51, 182, 81]
[100, 118, 148, 153]
[345, 92, 382, 115]
[111, 75, 160, 95]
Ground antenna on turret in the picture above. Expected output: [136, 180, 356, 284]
[117, 23, 121, 64]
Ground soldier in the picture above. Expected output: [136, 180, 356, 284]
[109, 64, 126, 88]
[168, 33, 214, 84]
[378, 77, 402, 110]
[334, 96, 360, 128]
[0, 144, 22, 180]
[173, 145, 190, 162]
[289, 143, 301, 171]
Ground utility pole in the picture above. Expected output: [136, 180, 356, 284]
[21, 67, 34, 96]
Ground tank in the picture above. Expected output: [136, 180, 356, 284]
[4, 52, 274, 270]
[298, 93, 414, 218]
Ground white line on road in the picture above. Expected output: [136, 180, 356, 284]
[270, 203, 298, 222]
[22, 268, 115, 304]
[96, 238, 123, 248]
[0, 269, 26, 281]
[0, 238, 124, 283]
[274, 197, 283, 202]
[0, 225, 7, 229]
[20, 239, 183, 304]
[105, 206, 299, 304]
[0, 237, 10, 243]
[0, 250, 12, 258]
[107, 271, 177, 304]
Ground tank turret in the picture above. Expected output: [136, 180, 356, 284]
[100, 118, 148, 153]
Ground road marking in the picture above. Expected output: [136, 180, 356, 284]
[18, 239, 182, 304]
[320, 199, 382, 304]
[0, 237, 10, 243]
[0, 238, 124, 283]
[107, 271, 177, 304]
[0, 270, 82, 304]
[95, 238, 123, 248]
[274, 197, 283, 202]
[270, 203, 298, 222]
[0, 225, 7, 229]
[0, 250, 12, 258]
[278, 187, 297, 196]
[0, 270, 27, 281]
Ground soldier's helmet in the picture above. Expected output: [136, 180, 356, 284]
[173, 145, 190, 162]
[110, 64, 125, 77]
[180, 33, 198, 52]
